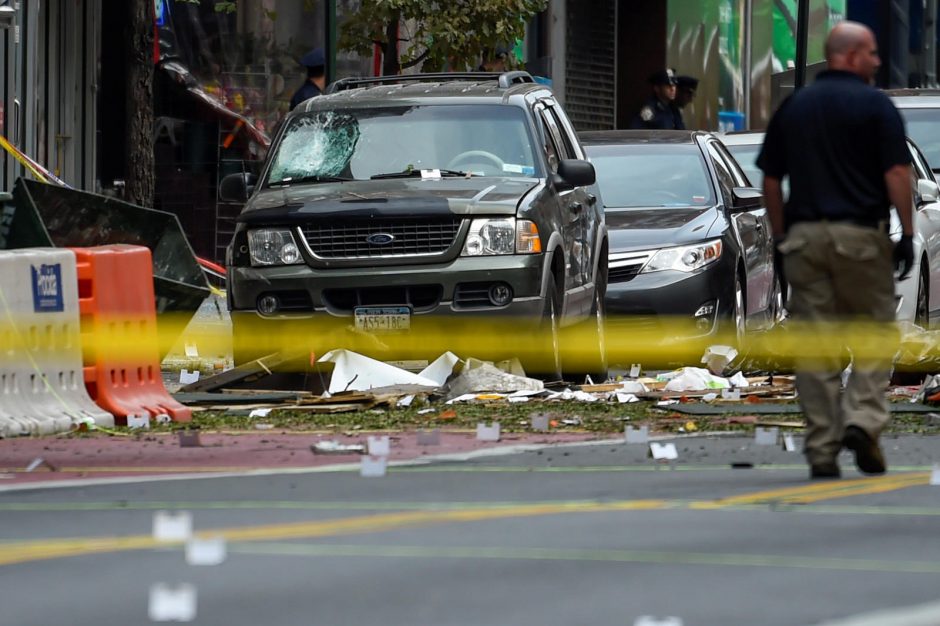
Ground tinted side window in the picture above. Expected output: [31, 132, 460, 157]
[547, 106, 579, 159]
[540, 109, 572, 161]
[713, 142, 750, 187]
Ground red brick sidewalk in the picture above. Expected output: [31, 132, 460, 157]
[0, 430, 609, 486]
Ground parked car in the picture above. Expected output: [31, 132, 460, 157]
[580, 130, 779, 352]
[220, 71, 609, 381]
[723, 130, 940, 327]
[888, 89, 940, 180]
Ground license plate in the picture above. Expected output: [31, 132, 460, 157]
[354, 306, 411, 332]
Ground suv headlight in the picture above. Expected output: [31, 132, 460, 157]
[247, 228, 303, 266]
[641, 240, 722, 273]
[462, 219, 541, 256]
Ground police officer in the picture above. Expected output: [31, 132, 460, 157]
[289, 47, 326, 110]
[757, 21, 914, 480]
[630, 69, 684, 130]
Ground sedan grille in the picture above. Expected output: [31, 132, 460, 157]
[301, 218, 462, 259]
[608, 250, 653, 283]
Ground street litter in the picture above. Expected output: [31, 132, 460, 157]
[629, 364, 642, 378]
[658, 367, 731, 392]
[783, 433, 799, 452]
[318, 350, 457, 393]
[531, 414, 550, 431]
[311, 441, 366, 455]
[617, 392, 640, 403]
[445, 359, 543, 399]
[701, 345, 738, 375]
[25, 457, 58, 472]
[649, 442, 678, 460]
[728, 372, 749, 387]
[248, 408, 273, 418]
[127, 414, 151, 429]
[367, 435, 391, 456]
[397, 395, 416, 408]
[179, 369, 200, 384]
[721, 388, 741, 400]
[546, 389, 598, 402]
[149, 583, 197, 622]
[178, 429, 201, 447]
[931, 464, 940, 486]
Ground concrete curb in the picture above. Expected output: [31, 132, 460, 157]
[816, 600, 940, 626]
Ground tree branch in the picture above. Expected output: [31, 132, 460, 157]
[400, 48, 431, 70]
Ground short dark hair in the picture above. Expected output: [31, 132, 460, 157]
[307, 65, 325, 79]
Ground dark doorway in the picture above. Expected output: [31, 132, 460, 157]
[616, 0, 667, 128]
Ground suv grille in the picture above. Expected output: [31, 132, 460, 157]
[322, 285, 443, 313]
[608, 250, 653, 283]
[301, 218, 463, 259]
[609, 264, 643, 283]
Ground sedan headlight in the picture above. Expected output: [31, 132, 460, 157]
[641, 240, 723, 273]
[461, 219, 541, 256]
[247, 228, 303, 266]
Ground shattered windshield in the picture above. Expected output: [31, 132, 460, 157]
[267, 105, 541, 184]
[585, 144, 715, 208]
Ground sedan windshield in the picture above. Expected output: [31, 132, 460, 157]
[898, 108, 940, 171]
[267, 104, 541, 184]
[585, 143, 715, 208]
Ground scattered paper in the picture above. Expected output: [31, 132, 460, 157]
[650, 442, 678, 460]
[318, 349, 445, 393]
[656, 400, 679, 406]
[931, 464, 940, 486]
[248, 408, 273, 418]
[629, 364, 642, 378]
[634, 617, 683, 626]
[311, 441, 365, 455]
[616, 392, 639, 403]
[531, 414, 550, 432]
[508, 395, 530, 403]
[184, 343, 199, 358]
[702, 345, 738, 375]
[702, 393, 718, 402]
[721, 388, 741, 400]
[783, 433, 798, 452]
[729, 372, 749, 388]
[397, 395, 416, 408]
[619, 381, 648, 394]
[660, 367, 730, 392]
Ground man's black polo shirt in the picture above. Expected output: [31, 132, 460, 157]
[757, 69, 910, 228]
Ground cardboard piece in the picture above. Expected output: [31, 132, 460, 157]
[360, 455, 388, 477]
[179, 369, 201, 385]
[629, 364, 642, 378]
[126, 414, 151, 429]
[185, 537, 227, 566]
[625, 425, 649, 444]
[755, 426, 779, 446]
[367, 435, 391, 457]
[649, 442, 678, 461]
[319, 349, 454, 393]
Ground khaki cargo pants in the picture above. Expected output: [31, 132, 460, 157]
[779, 221, 898, 466]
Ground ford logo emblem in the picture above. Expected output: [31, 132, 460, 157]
[366, 233, 395, 246]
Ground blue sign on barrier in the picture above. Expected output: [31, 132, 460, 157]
[31, 263, 64, 312]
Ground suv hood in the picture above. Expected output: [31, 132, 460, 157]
[606, 206, 720, 251]
[239, 177, 539, 224]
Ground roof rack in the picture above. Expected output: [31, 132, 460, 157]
[325, 71, 536, 94]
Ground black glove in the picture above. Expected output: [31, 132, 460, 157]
[894, 234, 915, 280]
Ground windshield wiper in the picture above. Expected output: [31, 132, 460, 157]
[268, 174, 352, 187]
[370, 169, 471, 180]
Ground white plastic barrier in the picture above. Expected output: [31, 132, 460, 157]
[0, 248, 114, 436]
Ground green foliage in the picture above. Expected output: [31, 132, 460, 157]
[178, 0, 238, 13]
[339, 0, 548, 73]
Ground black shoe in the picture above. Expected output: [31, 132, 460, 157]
[843, 426, 886, 475]
[810, 462, 841, 479]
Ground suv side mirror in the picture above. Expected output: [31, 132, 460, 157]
[219, 173, 258, 203]
[917, 178, 939, 205]
[730, 186, 763, 211]
[554, 159, 596, 191]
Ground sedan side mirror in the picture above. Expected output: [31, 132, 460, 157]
[917, 178, 939, 205]
[219, 173, 258, 203]
[554, 159, 596, 191]
[730, 186, 763, 211]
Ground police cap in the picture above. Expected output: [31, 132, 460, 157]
[676, 75, 699, 90]
[300, 47, 326, 68]
[648, 69, 677, 86]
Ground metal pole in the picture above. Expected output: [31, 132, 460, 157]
[794, 0, 810, 90]
[742, 0, 752, 128]
[326, 0, 337, 83]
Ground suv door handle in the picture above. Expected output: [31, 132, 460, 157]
[569, 201, 583, 214]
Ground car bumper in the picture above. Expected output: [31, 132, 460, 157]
[228, 254, 546, 319]
[604, 262, 733, 342]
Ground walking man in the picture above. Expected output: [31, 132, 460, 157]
[757, 21, 914, 479]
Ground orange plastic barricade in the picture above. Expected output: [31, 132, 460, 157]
[72, 245, 191, 424]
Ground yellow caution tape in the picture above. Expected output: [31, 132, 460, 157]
[0, 134, 48, 183]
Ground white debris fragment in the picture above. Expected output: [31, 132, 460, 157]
[149, 583, 197, 622]
[153, 511, 193, 543]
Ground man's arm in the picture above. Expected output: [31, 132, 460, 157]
[763, 176, 786, 239]
[885, 164, 914, 236]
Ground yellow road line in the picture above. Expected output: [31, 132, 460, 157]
[0, 499, 668, 567]
[701, 473, 931, 507]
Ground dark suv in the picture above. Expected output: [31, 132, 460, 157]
[221, 72, 608, 380]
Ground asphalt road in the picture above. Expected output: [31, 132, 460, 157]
[2, 435, 940, 626]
